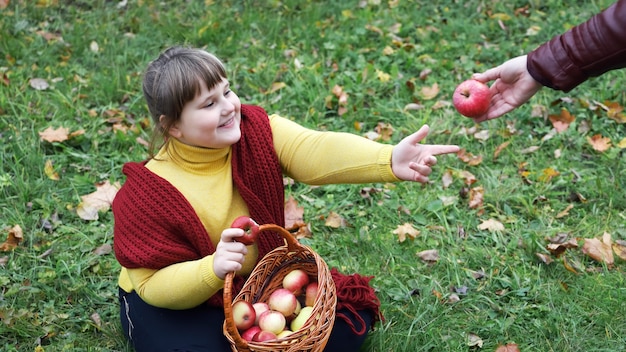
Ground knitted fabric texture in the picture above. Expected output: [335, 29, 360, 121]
[113, 104, 284, 306]
[331, 268, 383, 335]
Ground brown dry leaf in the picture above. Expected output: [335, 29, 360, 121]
[603, 100, 626, 123]
[90, 312, 102, 328]
[375, 122, 394, 141]
[586, 134, 612, 152]
[324, 211, 347, 228]
[493, 141, 510, 160]
[284, 196, 305, 231]
[93, 243, 112, 256]
[495, 343, 520, 352]
[0, 0, 9, 9]
[442, 169, 454, 189]
[39, 126, 70, 143]
[477, 218, 504, 232]
[555, 204, 574, 218]
[519, 145, 540, 154]
[459, 170, 477, 185]
[468, 186, 484, 210]
[467, 333, 483, 348]
[582, 232, 614, 266]
[393, 223, 420, 242]
[403, 103, 424, 111]
[536, 253, 554, 264]
[420, 83, 439, 100]
[0, 225, 23, 251]
[613, 240, 626, 261]
[457, 149, 483, 166]
[547, 238, 578, 257]
[473, 130, 489, 141]
[76, 181, 120, 221]
[548, 108, 575, 132]
[44, 159, 60, 181]
[417, 249, 439, 262]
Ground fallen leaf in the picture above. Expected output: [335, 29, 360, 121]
[417, 249, 439, 262]
[582, 232, 614, 266]
[93, 243, 112, 256]
[538, 167, 559, 182]
[586, 134, 612, 152]
[39, 126, 69, 142]
[442, 169, 453, 189]
[493, 141, 510, 159]
[420, 83, 439, 100]
[468, 186, 484, 210]
[477, 218, 504, 232]
[548, 108, 575, 132]
[266, 82, 286, 94]
[613, 240, 626, 261]
[495, 343, 520, 352]
[555, 204, 574, 218]
[547, 238, 578, 257]
[0, 0, 9, 10]
[0, 225, 23, 251]
[519, 145, 540, 154]
[76, 181, 120, 221]
[457, 149, 483, 166]
[30, 78, 49, 90]
[393, 223, 420, 242]
[284, 196, 305, 231]
[44, 159, 60, 180]
[536, 253, 554, 264]
[324, 211, 347, 228]
[467, 333, 483, 348]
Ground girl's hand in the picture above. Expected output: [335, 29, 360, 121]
[471, 55, 543, 122]
[391, 125, 460, 183]
[212, 228, 248, 280]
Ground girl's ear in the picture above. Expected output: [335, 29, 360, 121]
[160, 115, 182, 138]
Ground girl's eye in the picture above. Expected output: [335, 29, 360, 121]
[224, 90, 231, 96]
[204, 101, 214, 108]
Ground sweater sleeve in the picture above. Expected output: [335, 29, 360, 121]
[527, 0, 626, 92]
[125, 256, 224, 310]
[270, 114, 400, 185]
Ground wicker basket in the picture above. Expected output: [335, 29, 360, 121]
[223, 224, 336, 352]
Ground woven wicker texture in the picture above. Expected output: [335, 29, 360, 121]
[223, 224, 336, 352]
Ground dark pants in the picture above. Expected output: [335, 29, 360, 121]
[119, 288, 372, 352]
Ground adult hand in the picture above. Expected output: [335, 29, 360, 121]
[471, 55, 544, 122]
[213, 228, 248, 279]
[391, 125, 460, 183]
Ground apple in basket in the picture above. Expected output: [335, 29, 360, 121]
[258, 310, 286, 335]
[232, 300, 256, 331]
[253, 302, 270, 325]
[305, 282, 319, 307]
[241, 326, 262, 342]
[253, 330, 278, 342]
[282, 269, 310, 295]
[268, 288, 298, 317]
[290, 306, 314, 332]
[231, 216, 260, 245]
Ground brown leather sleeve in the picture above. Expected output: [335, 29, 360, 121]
[527, 0, 626, 92]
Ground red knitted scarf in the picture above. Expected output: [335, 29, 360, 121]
[113, 104, 380, 332]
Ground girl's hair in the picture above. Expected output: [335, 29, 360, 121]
[142, 46, 228, 157]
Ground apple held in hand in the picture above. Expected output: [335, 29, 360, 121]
[232, 300, 256, 331]
[452, 79, 491, 118]
[282, 269, 310, 295]
[268, 288, 298, 317]
[231, 216, 260, 245]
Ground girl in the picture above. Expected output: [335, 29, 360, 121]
[113, 46, 459, 352]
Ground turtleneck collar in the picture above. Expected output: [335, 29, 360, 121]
[156, 138, 231, 175]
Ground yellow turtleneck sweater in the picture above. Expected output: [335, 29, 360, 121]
[118, 114, 398, 310]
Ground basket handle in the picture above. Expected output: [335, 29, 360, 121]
[223, 223, 299, 347]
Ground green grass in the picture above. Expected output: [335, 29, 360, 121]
[1, 0, 625, 351]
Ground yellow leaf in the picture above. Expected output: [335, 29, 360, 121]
[477, 218, 504, 232]
[420, 83, 439, 100]
[324, 212, 347, 228]
[393, 223, 420, 242]
[613, 240, 626, 261]
[266, 82, 286, 94]
[490, 13, 511, 21]
[44, 159, 60, 181]
[555, 204, 574, 218]
[538, 167, 560, 182]
[376, 69, 391, 82]
[617, 137, 626, 149]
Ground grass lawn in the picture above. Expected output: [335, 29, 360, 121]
[1, 1, 625, 351]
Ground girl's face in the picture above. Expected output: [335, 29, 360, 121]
[168, 78, 242, 149]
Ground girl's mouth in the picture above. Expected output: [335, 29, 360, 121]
[218, 117, 234, 128]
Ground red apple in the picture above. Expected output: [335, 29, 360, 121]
[452, 79, 491, 118]
[268, 288, 298, 317]
[232, 300, 256, 331]
[282, 269, 310, 295]
[241, 326, 262, 342]
[258, 310, 286, 335]
[231, 216, 260, 245]
[304, 282, 319, 307]
[252, 302, 270, 325]
[253, 330, 278, 342]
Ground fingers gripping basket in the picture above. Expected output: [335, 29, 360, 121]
[223, 224, 337, 352]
